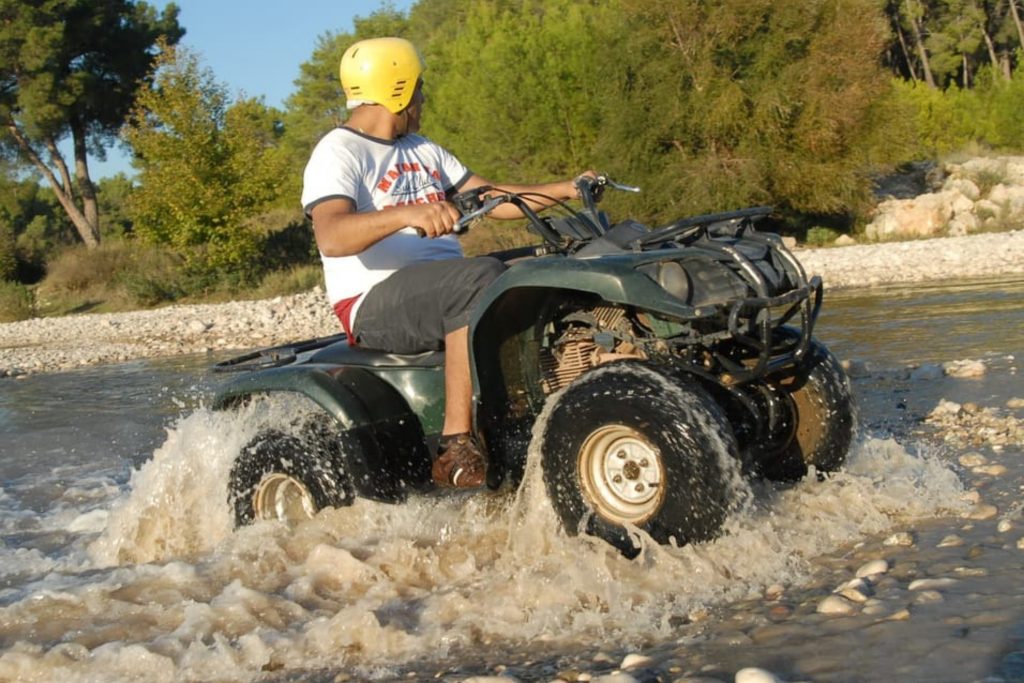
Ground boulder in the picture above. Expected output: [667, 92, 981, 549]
[865, 190, 962, 240]
[943, 177, 980, 201]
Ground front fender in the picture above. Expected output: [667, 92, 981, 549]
[471, 255, 699, 324]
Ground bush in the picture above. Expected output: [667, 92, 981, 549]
[805, 226, 842, 246]
[253, 264, 324, 298]
[43, 241, 139, 294]
[0, 280, 34, 322]
[37, 240, 186, 313]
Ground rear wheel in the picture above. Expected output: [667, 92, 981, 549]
[538, 363, 743, 558]
[230, 428, 354, 527]
[758, 340, 855, 481]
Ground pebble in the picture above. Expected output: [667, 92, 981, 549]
[926, 399, 1024, 449]
[1017, 538, 1024, 550]
[962, 504, 999, 520]
[855, 559, 889, 578]
[961, 490, 982, 504]
[973, 464, 1008, 476]
[958, 452, 988, 467]
[937, 534, 964, 548]
[734, 669, 784, 683]
[884, 532, 916, 547]
[908, 577, 959, 591]
[997, 519, 1014, 533]
[817, 594, 859, 616]
[0, 287, 339, 378]
[1006, 397, 1024, 409]
[911, 590, 945, 604]
[621, 655, 654, 670]
[837, 585, 871, 604]
[944, 359, 987, 378]
[592, 675, 638, 683]
[861, 599, 889, 616]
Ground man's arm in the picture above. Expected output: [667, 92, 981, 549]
[458, 173, 595, 220]
[310, 197, 462, 257]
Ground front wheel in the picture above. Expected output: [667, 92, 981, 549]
[229, 428, 354, 527]
[757, 340, 855, 481]
[538, 363, 743, 558]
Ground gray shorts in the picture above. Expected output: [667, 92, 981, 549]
[353, 257, 507, 353]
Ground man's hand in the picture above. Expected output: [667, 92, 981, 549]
[312, 197, 463, 257]
[403, 201, 461, 238]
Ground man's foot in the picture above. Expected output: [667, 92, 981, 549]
[432, 433, 487, 488]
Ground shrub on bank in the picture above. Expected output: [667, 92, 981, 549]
[0, 280, 34, 322]
[37, 241, 186, 313]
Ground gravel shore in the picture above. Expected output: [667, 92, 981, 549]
[2, 230, 1023, 378]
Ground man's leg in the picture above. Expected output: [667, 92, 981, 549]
[352, 257, 506, 488]
[442, 325, 472, 436]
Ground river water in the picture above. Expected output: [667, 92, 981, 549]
[0, 277, 1022, 683]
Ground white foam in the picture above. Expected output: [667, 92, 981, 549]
[0, 394, 968, 681]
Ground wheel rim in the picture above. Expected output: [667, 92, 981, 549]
[252, 472, 316, 523]
[578, 424, 665, 525]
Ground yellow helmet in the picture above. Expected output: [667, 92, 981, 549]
[339, 37, 425, 114]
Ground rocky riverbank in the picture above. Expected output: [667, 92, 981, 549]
[1, 229, 1023, 378]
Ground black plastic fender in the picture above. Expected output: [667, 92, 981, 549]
[213, 364, 433, 500]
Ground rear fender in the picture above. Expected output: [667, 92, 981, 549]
[213, 364, 433, 499]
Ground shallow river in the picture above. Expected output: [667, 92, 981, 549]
[0, 276, 1022, 683]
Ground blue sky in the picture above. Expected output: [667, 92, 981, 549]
[92, 0, 413, 177]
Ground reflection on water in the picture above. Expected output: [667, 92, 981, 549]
[816, 275, 1024, 368]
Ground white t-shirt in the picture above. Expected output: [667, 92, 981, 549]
[301, 128, 472, 311]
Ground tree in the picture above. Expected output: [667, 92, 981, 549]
[423, 0, 616, 181]
[123, 44, 289, 284]
[0, 0, 182, 248]
[601, 0, 900, 220]
[279, 6, 414, 201]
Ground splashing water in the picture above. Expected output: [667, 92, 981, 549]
[0, 381, 968, 683]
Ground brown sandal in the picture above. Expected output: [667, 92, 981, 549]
[432, 434, 487, 488]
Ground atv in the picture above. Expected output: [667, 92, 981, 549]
[212, 176, 855, 557]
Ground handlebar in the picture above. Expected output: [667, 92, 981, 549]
[421, 174, 641, 246]
[454, 195, 509, 233]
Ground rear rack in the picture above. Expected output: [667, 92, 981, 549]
[212, 333, 348, 373]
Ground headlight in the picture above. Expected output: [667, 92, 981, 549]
[638, 261, 691, 302]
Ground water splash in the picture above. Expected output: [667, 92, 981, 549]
[0, 397, 968, 681]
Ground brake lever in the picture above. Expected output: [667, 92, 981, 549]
[454, 195, 508, 233]
[600, 177, 641, 193]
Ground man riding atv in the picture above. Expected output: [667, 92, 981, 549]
[301, 36, 595, 489]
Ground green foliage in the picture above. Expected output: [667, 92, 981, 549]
[885, 0, 1022, 88]
[0, 174, 75, 280]
[97, 174, 137, 239]
[0, 280, 34, 322]
[123, 44, 289, 283]
[0, 0, 183, 246]
[895, 64, 1024, 155]
[424, 0, 616, 180]
[0, 219, 16, 281]
[278, 6, 417, 201]
[805, 226, 843, 246]
[36, 240, 184, 312]
[252, 264, 324, 299]
[597, 0, 898, 222]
